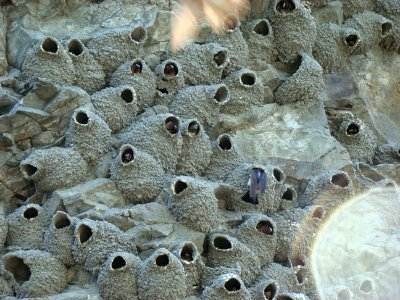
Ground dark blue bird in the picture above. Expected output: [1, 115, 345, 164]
[242, 168, 267, 204]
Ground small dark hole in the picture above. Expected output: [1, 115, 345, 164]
[23, 207, 38, 220]
[277, 296, 294, 300]
[360, 280, 373, 294]
[296, 269, 306, 284]
[256, 220, 274, 235]
[53, 212, 71, 229]
[213, 236, 232, 250]
[223, 15, 239, 31]
[78, 224, 93, 244]
[76, 111, 89, 124]
[4, 257, 31, 285]
[120, 89, 134, 103]
[213, 50, 226, 66]
[22, 164, 37, 176]
[273, 168, 283, 182]
[156, 254, 169, 266]
[68, 39, 84, 56]
[165, 116, 179, 134]
[157, 88, 169, 94]
[264, 283, 277, 300]
[276, 0, 295, 13]
[214, 86, 228, 102]
[290, 256, 304, 267]
[241, 73, 256, 86]
[346, 123, 359, 135]
[331, 173, 349, 188]
[224, 278, 241, 292]
[164, 62, 178, 76]
[181, 245, 194, 262]
[111, 256, 126, 269]
[130, 27, 146, 43]
[174, 180, 188, 194]
[253, 20, 269, 36]
[282, 188, 293, 200]
[312, 207, 326, 220]
[41, 37, 58, 53]
[346, 35, 358, 47]
[219, 135, 232, 150]
[131, 61, 143, 75]
[187, 121, 200, 136]
[121, 148, 134, 163]
[382, 22, 392, 35]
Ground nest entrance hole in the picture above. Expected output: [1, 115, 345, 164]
[77, 223, 93, 244]
[338, 288, 352, 300]
[130, 27, 146, 43]
[273, 168, 284, 182]
[120, 89, 134, 103]
[256, 220, 274, 235]
[276, 0, 295, 13]
[345, 35, 358, 47]
[180, 244, 194, 262]
[214, 85, 229, 103]
[264, 283, 277, 300]
[4, 256, 31, 285]
[213, 50, 227, 66]
[155, 254, 169, 267]
[213, 236, 232, 250]
[312, 207, 326, 220]
[174, 180, 187, 194]
[187, 121, 200, 136]
[219, 135, 232, 150]
[224, 278, 241, 292]
[111, 256, 126, 269]
[41, 37, 58, 53]
[53, 212, 71, 229]
[253, 20, 269, 36]
[164, 62, 178, 76]
[121, 147, 134, 164]
[165, 116, 179, 134]
[23, 207, 38, 220]
[75, 111, 89, 125]
[331, 173, 349, 188]
[131, 60, 143, 74]
[68, 39, 84, 56]
[360, 280, 373, 294]
[282, 188, 294, 200]
[241, 73, 256, 86]
[22, 164, 37, 176]
[382, 22, 392, 35]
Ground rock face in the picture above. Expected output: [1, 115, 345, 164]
[0, 0, 399, 299]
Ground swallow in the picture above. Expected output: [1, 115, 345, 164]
[241, 168, 267, 204]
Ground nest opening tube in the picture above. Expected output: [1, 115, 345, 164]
[4, 256, 31, 285]
[21, 164, 38, 177]
[213, 50, 227, 67]
[187, 121, 200, 136]
[111, 256, 126, 270]
[360, 280, 373, 294]
[338, 288, 352, 300]
[312, 206, 326, 220]
[77, 223, 93, 244]
[23, 207, 38, 220]
[273, 168, 284, 182]
[68, 39, 84, 56]
[165, 116, 179, 134]
[382, 22, 392, 36]
[224, 278, 241, 292]
[256, 220, 274, 235]
[264, 283, 277, 300]
[156, 254, 169, 266]
[346, 122, 360, 135]
[219, 135, 232, 150]
[214, 85, 229, 103]
[276, 0, 295, 13]
[213, 236, 232, 250]
[121, 147, 134, 164]
[130, 27, 147, 43]
[164, 62, 178, 76]
[345, 35, 358, 47]
[53, 212, 71, 229]
[41, 37, 58, 54]
[331, 173, 350, 188]
[223, 14, 239, 31]
[131, 60, 143, 75]
[120, 89, 134, 103]
[180, 244, 194, 262]
[253, 20, 269, 36]
[282, 188, 294, 200]
[75, 111, 89, 125]
[241, 73, 256, 86]
[173, 180, 188, 194]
